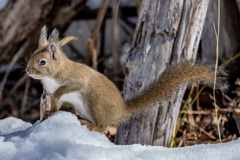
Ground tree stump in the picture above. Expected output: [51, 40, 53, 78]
[115, 0, 210, 146]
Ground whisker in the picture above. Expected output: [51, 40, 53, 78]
[20, 62, 27, 67]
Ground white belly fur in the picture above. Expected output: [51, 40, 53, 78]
[59, 92, 94, 123]
[41, 77, 94, 123]
[41, 77, 59, 94]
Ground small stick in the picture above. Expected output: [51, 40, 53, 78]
[212, 103, 230, 112]
[183, 130, 186, 146]
[20, 77, 31, 117]
[199, 127, 216, 140]
[212, 0, 221, 143]
[187, 98, 195, 128]
[0, 43, 26, 100]
[220, 51, 240, 68]
[112, 0, 120, 71]
[2, 73, 29, 103]
[88, 0, 111, 69]
[178, 139, 183, 147]
[9, 73, 29, 96]
[180, 110, 210, 115]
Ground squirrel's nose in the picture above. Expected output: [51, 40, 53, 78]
[26, 68, 31, 75]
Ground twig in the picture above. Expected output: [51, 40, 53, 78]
[88, 0, 110, 69]
[169, 85, 194, 147]
[187, 98, 195, 128]
[180, 110, 210, 115]
[212, 0, 221, 143]
[119, 20, 132, 35]
[20, 77, 30, 117]
[179, 85, 194, 118]
[183, 130, 186, 146]
[169, 85, 205, 147]
[9, 73, 29, 96]
[93, 0, 110, 34]
[220, 52, 240, 68]
[169, 9, 240, 146]
[199, 127, 216, 140]
[112, 0, 120, 71]
[0, 43, 26, 100]
[211, 103, 230, 112]
[223, 93, 232, 102]
[230, 106, 240, 135]
[171, 118, 177, 146]
[2, 73, 29, 104]
[112, 78, 125, 82]
[178, 139, 183, 147]
[114, 0, 128, 56]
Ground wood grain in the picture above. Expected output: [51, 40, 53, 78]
[115, 0, 210, 146]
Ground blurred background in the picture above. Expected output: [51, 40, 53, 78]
[0, 0, 240, 146]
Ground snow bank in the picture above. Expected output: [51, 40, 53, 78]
[0, 111, 239, 160]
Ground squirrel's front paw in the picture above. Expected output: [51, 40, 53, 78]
[41, 110, 56, 121]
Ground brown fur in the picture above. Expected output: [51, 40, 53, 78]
[26, 26, 227, 133]
[126, 62, 227, 113]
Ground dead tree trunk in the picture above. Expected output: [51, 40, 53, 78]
[0, 0, 86, 64]
[115, 0, 209, 146]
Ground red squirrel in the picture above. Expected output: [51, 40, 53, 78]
[26, 26, 227, 133]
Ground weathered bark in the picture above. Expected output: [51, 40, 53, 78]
[115, 0, 209, 146]
[0, 0, 86, 64]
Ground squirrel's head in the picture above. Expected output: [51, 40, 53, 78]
[26, 26, 77, 79]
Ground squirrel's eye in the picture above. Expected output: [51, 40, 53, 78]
[39, 60, 46, 66]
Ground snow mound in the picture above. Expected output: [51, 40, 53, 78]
[0, 111, 239, 160]
[0, 117, 31, 135]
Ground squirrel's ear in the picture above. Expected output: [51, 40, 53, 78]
[59, 36, 78, 48]
[49, 43, 60, 61]
[39, 25, 48, 47]
[48, 28, 60, 61]
[48, 28, 59, 44]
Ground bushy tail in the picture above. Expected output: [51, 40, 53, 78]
[125, 61, 227, 113]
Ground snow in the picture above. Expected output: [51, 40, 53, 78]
[0, 111, 239, 160]
[0, 117, 31, 135]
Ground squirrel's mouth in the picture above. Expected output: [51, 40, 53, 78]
[27, 74, 42, 79]
[25, 68, 41, 79]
